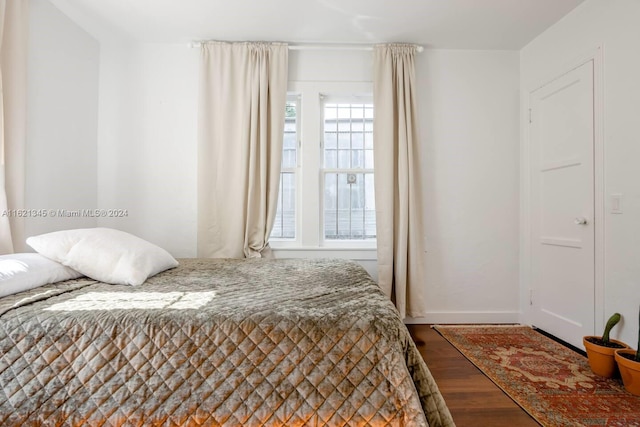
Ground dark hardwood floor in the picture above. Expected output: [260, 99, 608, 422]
[407, 324, 540, 427]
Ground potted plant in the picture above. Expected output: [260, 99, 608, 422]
[615, 306, 640, 395]
[583, 313, 629, 377]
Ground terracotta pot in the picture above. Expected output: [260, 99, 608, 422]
[615, 349, 640, 396]
[583, 336, 629, 378]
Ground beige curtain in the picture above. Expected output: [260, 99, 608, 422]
[0, 0, 28, 255]
[373, 44, 427, 318]
[198, 42, 288, 258]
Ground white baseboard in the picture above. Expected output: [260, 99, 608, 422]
[404, 311, 521, 325]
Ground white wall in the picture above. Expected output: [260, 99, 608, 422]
[410, 50, 521, 323]
[520, 0, 640, 345]
[96, 42, 199, 256]
[288, 49, 372, 82]
[25, 0, 100, 246]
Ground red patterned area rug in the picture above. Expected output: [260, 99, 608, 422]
[434, 325, 640, 427]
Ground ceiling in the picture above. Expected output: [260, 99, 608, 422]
[49, 0, 586, 50]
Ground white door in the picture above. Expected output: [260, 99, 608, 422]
[530, 60, 595, 349]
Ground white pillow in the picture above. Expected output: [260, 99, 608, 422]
[26, 228, 179, 286]
[0, 253, 83, 298]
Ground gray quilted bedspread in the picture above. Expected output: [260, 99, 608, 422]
[0, 258, 454, 426]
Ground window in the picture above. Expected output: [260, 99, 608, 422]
[270, 82, 375, 248]
[322, 99, 376, 240]
[271, 97, 298, 239]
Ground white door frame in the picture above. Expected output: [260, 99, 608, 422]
[520, 46, 604, 334]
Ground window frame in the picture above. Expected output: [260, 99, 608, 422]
[269, 81, 376, 251]
[270, 94, 301, 242]
[320, 95, 376, 243]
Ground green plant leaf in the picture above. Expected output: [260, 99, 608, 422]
[602, 313, 621, 343]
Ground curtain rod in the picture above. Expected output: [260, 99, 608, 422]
[288, 43, 424, 52]
[189, 42, 424, 53]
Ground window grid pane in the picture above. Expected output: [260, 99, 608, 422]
[271, 100, 297, 240]
[322, 102, 375, 241]
[323, 172, 376, 240]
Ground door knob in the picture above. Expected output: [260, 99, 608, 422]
[574, 217, 588, 225]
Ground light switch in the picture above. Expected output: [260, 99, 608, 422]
[611, 193, 623, 214]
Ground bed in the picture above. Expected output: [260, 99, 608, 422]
[0, 257, 454, 426]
